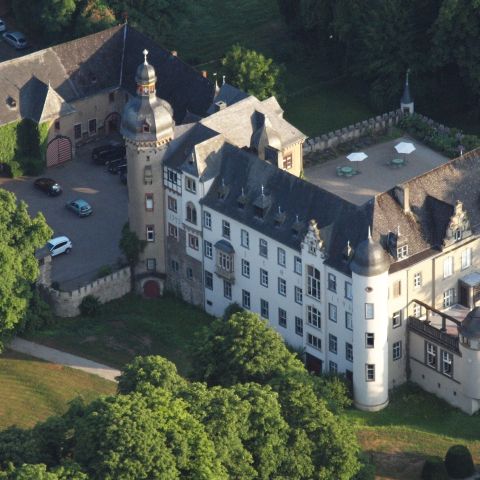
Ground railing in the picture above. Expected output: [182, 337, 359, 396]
[408, 316, 460, 353]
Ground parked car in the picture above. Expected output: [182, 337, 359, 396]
[0, 19, 6, 33]
[108, 158, 127, 174]
[34, 177, 62, 196]
[66, 198, 92, 217]
[3, 31, 27, 49]
[47, 236, 72, 257]
[91, 143, 125, 165]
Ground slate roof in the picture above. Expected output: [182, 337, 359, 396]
[206, 84, 249, 114]
[0, 24, 214, 126]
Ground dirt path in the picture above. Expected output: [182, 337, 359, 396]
[9, 338, 121, 382]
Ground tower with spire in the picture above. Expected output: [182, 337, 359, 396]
[120, 49, 175, 296]
[400, 69, 414, 114]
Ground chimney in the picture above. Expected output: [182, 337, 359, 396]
[171, 50, 178, 56]
[395, 185, 410, 214]
[201, 70, 208, 78]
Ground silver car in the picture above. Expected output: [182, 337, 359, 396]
[3, 31, 27, 49]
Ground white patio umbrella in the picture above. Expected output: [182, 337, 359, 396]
[394, 142, 416, 155]
[346, 152, 368, 162]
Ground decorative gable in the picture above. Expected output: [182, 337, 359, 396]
[443, 200, 471, 247]
[302, 219, 325, 258]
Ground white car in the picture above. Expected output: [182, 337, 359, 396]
[0, 20, 6, 33]
[47, 236, 72, 257]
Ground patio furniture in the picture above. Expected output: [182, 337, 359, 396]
[337, 165, 358, 177]
[389, 158, 406, 168]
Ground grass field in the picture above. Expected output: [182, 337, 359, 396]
[0, 350, 115, 430]
[344, 384, 480, 479]
[26, 294, 214, 376]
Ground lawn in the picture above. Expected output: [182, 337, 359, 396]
[25, 294, 214, 376]
[0, 350, 115, 430]
[344, 383, 480, 479]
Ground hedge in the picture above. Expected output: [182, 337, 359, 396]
[444, 445, 475, 479]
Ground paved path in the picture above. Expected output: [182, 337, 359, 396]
[9, 338, 120, 382]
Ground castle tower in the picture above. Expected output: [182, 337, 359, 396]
[350, 229, 390, 411]
[400, 69, 414, 114]
[120, 49, 175, 296]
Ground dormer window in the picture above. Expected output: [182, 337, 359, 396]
[217, 179, 229, 200]
[237, 188, 247, 209]
[274, 206, 286, 227]
[6, 96, 16, 109]
[185, 177, 196, 193]
[397, 244, 408, 259]
[454, 229, 462, 241]
[292, 215, 303, 236]
[253, 185, 271, 219]
[143, 121, 150, 133]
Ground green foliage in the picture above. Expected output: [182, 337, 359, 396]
[353, 453, 376, 480]
[96, 265, 113, 279]
[444, 444, 475, 479]
[19, 289, 55, 334]
[0, 462, 88, 479]
[421, 457, 448, 480]
[119, 223, 146, 267]
[222, 302, 243, 320]
[0, 427, 39, 468]
[221, 44, 284, 100]
[78, 295, 101, 317]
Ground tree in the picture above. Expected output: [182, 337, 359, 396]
[221, 45, 284, 100]
[0, 189, 52, 348]
[119, 222, 146, 268]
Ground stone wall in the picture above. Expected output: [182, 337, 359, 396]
[42, 267, 131, 317]
[303, 109, 404, 155]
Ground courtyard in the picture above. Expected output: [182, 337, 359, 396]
[0, 138, 128, 290]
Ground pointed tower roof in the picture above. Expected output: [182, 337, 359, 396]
[350, 228, 390, 276]
[401, 69, 413, 105]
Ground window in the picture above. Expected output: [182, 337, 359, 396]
[283, 154, 293, 169]
[259, 239, 268, 258]
[185, 176, 196, 193]
[393, 280, 402, 297]
[294, 256, 302, 274]
[329, 361, 338, 373]
[307, 305, 321, 329]
[74, 123, 82, 139]
[168, 223, 178, 239]
[462, 248, 472, 270]
[345, 312, 353, 330]
[241, 259, 250, 278]
[393, 341, 402, 361]
[218, 251, 233, 272]
[260, 268, 269, 287]
[443, 288, 455, 308]
[426, 342, 437, 368]
[204, 240, 213, 259]
[307, 333, 321, 350]
[222, 220, 230, 239]
[242, 290, 251, 309]
[167, 196, 177, 212]
[295, 317, 303, 336]
[186, 203, 197, 224]
[413, 272, 422, 288]
[345, 281, 353, 300]
[188, 234, 199, 250]
[54, 120, 60, 130]
[278, 277, 287, 296]
[260, 299, 269, 319]
[443, 256, 454, 278]
[346, 342, 353, 362]
[454, 229, 462, 241]
[146, 258, 156, 271]
[144, 165, 153, 185]
[365, 333, 375, 348]
[308, 242, 316, 255]
[170, 259, 179, 272]
[205, 271, 213, 290]
[223, 280, 232, 299]
[278, 308, 287, 327]
[441, 350, 453, 377]
[277, 247, 286, 267]
[143, 121, 150, 133]
[241, 229, 249, 248]
[145, 193, 154, 211]
[166, 169, 178, 185]
[203, 211, 211, 229]
[186, 267, 193, 279]
[365, 303, 374, 320]
[328, 273, 337, 292]
[329, 334, 337, 354]
[307, 266, 321, 300]
[392, 310, 402, 328]
[397, 244, 408, 259]
[146, 225, 155, 242]
[366, 364, 375, 382]
[294, 286, 303, 305]
[88, 118, 97, 134]
[109, 91, 115, 102]
[328, 303, 337, 322]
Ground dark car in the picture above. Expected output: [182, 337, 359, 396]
[91, 143, 125, 165]
[108, 158, 127, 174]
[34, 177, 62, 196]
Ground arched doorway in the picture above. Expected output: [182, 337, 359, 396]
[105, 112, 121, 134]
[143, 280, 160, 298]
[46, 135, 72, 167]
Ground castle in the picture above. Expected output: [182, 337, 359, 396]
[4, 24, 480, 414]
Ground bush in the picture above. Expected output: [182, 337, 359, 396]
[97, 265, 113, 279]
[353, 453, 376, 480]
[222, 302, 244, 320]
[20, 289, 55, 333]
[421, 457, 448, 480]
[444, 445, 475, 479]
[79, 295, 101, 317]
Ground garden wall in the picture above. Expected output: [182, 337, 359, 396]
[42, 267, 131, 317]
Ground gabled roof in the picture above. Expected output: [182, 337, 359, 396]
[206, 83, 249, 114]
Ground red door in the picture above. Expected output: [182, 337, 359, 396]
[143, 280, 160, 298]
[46, 136, 72, 167]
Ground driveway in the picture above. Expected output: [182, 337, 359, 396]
[0, 138, 128, 290]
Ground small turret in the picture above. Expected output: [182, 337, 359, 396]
[459, 308, 480, 401]
[400, 69, 414, 114]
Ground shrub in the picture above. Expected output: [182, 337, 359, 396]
[20, 289, 55, 333]
[222, 302, 244, 320]
[421, 457, 448, 480]
[444, 445, 475, 479]
[97, 265, 113, 279]
[353, 453, 376, 480]
[79, 295, 101, 317]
